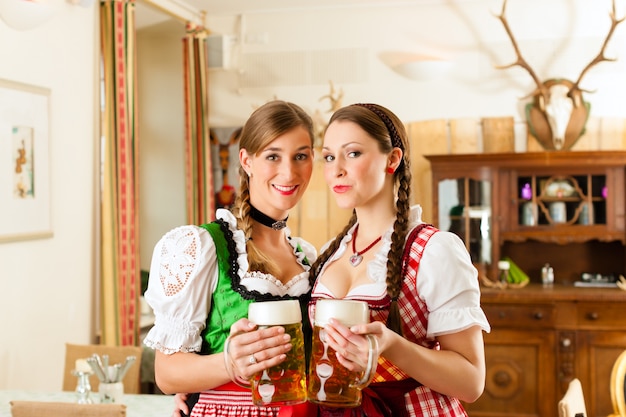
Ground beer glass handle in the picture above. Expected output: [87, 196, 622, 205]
[354, 334, 379, 388]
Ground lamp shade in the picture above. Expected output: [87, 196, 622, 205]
[0, 0, 58, 30]
[379, 51, 454, 80]
[392, 59, 453, 80]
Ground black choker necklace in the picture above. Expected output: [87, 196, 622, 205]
[250, 205, 288, 230]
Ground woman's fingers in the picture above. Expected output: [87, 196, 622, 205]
[172, 393, 188, 416]
[227, 324, 292, 379]
[351, 321, 389, 354]
[230, 325, 290, 355]
[235, 348, 290, 379]
[323, 319, 370, 371]
[229, 318, 257, 335]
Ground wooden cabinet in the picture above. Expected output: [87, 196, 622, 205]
[465, 286, 626, 417]
[426, 152, 626, 417]
[425, 151, 626, 284]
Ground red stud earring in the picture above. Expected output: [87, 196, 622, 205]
[386, 167, 395, 174]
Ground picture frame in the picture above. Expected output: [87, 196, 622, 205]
[0, 79, 52, 242]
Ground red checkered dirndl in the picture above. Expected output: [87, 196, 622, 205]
[370, 224, 469, 417]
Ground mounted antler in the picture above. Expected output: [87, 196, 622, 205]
[496, 0, 624, 150]
[495, 1, 549, 110]
[572, 0, 624, 101]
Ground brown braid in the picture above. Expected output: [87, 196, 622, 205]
[354, 103, 403, 151]
[229, 100, 315, 276]
[386, 154, 412, 335]
[308, 212, 357, 287]
[329, 103, 412, 335]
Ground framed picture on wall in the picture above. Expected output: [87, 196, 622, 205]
[0, 79, 52, 242]
[211, 126, 242, 210]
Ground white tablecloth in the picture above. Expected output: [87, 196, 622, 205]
[0, 390, 174, 417]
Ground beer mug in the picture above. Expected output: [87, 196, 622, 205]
[247, 300, 307, 406]
[307, 299, 378, 408]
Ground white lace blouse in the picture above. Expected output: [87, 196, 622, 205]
[312, 205, 491, 338]
[143, 209, 316, 355]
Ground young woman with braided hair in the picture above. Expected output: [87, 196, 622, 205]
[308, 103, 491, 416]
[144, 100, 318, 417]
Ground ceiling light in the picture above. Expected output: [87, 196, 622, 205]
[379, 51, 454, 80]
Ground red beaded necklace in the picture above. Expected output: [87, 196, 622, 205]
[349, 225, 382, 267]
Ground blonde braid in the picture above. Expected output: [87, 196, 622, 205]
[234, 168, 253, 240]
[234, 168, 281, 276]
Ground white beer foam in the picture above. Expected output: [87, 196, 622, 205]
[248, 300, 302, 325]
[314, 299, 369, 327]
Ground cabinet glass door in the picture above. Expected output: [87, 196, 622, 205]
[438, 178, 492, 264]
[517, 174, 606, 226]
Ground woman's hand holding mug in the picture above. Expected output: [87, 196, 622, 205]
[307, 299, 379, 408]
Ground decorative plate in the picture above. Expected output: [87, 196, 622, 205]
[545, 180, 575, 197]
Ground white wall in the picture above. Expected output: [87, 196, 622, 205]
[137, 21, 188, 271]
[0, 2, 99, 389]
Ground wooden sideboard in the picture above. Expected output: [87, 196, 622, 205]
[425, 152, 626, 417]
[465, 285, 626, 417]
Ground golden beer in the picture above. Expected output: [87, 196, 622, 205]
[307, 299, 377, 408]
[248, 300, 307, 406]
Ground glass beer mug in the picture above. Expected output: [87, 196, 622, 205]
[247, 300, 307, 406]
[307, 299, 378, 408]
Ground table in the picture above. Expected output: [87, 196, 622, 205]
[0, 390, 173, 417]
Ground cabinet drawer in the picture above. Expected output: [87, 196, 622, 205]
[576, 303, 626, 330]
[483, 303, 555, 328]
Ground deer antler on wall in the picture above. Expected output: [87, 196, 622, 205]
[313, 80, 344, 149]
[495, 0, 624, 151]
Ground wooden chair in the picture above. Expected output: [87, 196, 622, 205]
[558, 378, 587, 417]
[609, 350, 626, 417]
[62, 343, 143, 394]
[10, 401, 126, 417]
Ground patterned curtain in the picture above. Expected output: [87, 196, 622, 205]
[99, 0, 140, 346]
[183, 24, 214, 225]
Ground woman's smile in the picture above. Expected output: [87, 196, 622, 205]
[273, 184, 299, 195]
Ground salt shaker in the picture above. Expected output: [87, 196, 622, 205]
[73, 371, 93, 404]
[73, 358, 93, 404]
[498, 260, 510, 284]
[542, 263, 554, 287]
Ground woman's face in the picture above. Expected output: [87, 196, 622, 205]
[322, 120, 394, 210]
[241, 126, 313, 218]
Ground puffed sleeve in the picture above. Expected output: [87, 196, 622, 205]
[416, 231, 491, 338]
[143, 225, 219, 354]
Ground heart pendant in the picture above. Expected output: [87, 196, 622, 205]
[349, 254, 362, 267]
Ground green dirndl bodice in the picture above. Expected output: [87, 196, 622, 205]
[198, 219, 312, 356]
